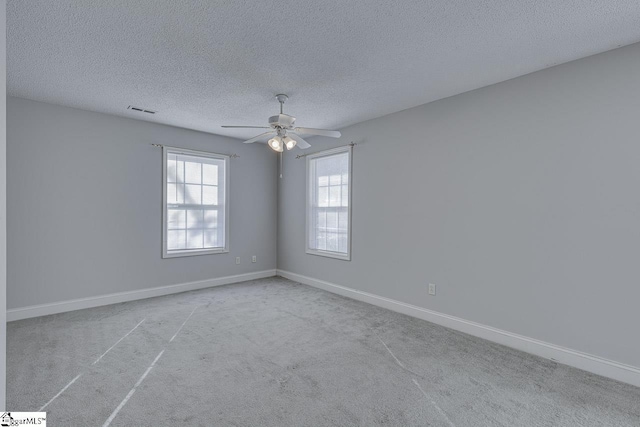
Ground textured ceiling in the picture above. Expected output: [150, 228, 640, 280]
[8, 0, 640, 139]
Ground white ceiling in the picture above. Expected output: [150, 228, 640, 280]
[8, 0, 640, 140]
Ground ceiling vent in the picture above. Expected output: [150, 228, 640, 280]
[127, 105, 156, 114]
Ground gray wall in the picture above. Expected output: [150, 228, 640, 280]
[7, 97, 277, 310]
[278, 43, 640, 368]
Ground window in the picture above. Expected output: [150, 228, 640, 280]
[162, 147, 229, 258]
[306, 146, 352, 260]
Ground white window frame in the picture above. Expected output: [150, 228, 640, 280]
[162, 146, 230, 258]
[306, 145, 352, 261]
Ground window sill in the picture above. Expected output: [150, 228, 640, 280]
[306, 249, 351, 261]
[163, 248, 229, 259]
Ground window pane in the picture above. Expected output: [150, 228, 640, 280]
[187, 210, 204, 229]
[203, 164, 218, 185]
[167, 156, 177, 182]
[326, 233, 338, 252]
[318, 176, 328, 186]
[167, 209, 186, 229]
[185, 161, 202, 184]
[316, 210, 326, 230]
[329, 186, 340, 207]
[167, 183, 184, 204]
[204, 230, 218, 248]
[167, 183, 176, 203]
[338, 234, 348, 253]
[330, 175, 341, 185]
[326, 211, 338, 230]
[338, 210, 348, 231]
[202, 185, 218, 205]
[185, 184, 202, 204]
[316, 232, 326, 250]
[176, 160, 184, 183]
[341, 185, 349, 206]
[204, 210, 218, 227]
[168, 230, 186, 250]
[187, 230, 204, 249]
[318, 187, 328, 207]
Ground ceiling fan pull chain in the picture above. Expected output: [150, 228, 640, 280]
[279, 152, 283, 178]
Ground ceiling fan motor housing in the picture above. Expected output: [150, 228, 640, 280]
[268, 114, 296, 129]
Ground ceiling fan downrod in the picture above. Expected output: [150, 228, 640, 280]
[276, 94, 288, 114]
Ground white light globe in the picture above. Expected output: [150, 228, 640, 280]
[283, 136, 297, 151]
[268, 136, 283, 152]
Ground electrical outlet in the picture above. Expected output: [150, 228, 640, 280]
[235, 257, 240, 265]
[252, 256, 257, 263]
[428, 283, 436, 296]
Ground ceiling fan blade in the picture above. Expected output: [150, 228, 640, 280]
[222, 125, 271, 129]
[288, 133, 311, 149]
[293, 127, 341, 138]
[243, 131, 276, 144]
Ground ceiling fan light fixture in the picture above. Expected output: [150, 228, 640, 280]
[283, 136, 297, 151]
[224, 94, 340, 151]
[268, 136, 284, 152]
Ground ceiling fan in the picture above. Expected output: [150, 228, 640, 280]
[222, 94, 341, 152]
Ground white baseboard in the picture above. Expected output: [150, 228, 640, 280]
[277, 269, 640, 388]
[8, 269, 277, 322]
